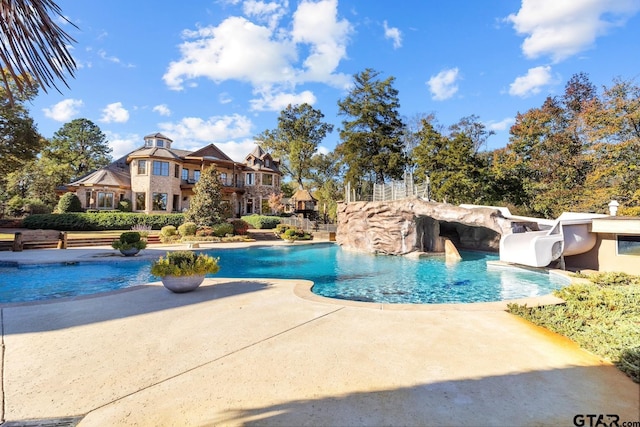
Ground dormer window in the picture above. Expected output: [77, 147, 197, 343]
[143, 134, 172, 149]
[265, 159, 270, 167]
[156, 139, 164, 148]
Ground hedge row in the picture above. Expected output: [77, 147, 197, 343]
[241, 214, 282, 229]
[22, 213, 185, 231]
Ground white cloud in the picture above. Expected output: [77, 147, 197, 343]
[509, 65, 553, 97]
[250, 87, 316, 111]
[163, 0, 352, 93]
[152, 104, 171, 116]
[104, 131, 141, 160]
[242, 0, 288, 30]
[42, 99, 83, 122]
[507, 0, 640, 62]
[383, 21, 402, 49]
[486, 117, 516, 131]
[100, 102, 130, 123]
[219, 92, 233, 104]
[427, 68, 460, 101]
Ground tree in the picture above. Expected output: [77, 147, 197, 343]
[0, 0, 77, 105]
[44, 118, 112, 184]
[336, 68, 406, 193]
[448, 114, 495, 153]
[184, 166, 225, 227]
[57, 192, 82, 213]
[256, 103, 333, 189]
[0, 74, 42, 179]
[412, 119, 486, 204]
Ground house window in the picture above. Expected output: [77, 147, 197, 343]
[174, 164, 180, 178]
[97, 192, 114, 209]
[220, 172, 227, 185]
[137, 160, 147, 175]
[194, 170, 201, 181]
[246, 173, 254, 185]
[156, 139, 164, 148]
[265, 159, 270, 167]
[182, 168, 189, 180]
[136, 192, 146, 211]
[153, 161, 169, 176]
[262, 174, 273, 186]
[145, 139, 152, 147]
[246, 198, 254, 214]
[85, 192, 91, 208]
[617, 235, 640, 256]
[152, 193, 167, 211]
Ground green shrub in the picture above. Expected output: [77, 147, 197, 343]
[178, 222, 197, 236]
[212, 223, 234, 237]
[150, 251, 220, 277]
[111, 231, 147, 251]
[241, 214, 281, 229]
[24, 199, 52, 215]
[22, 213, 184, 231]
[195, 227, 215, 237]
[160, 225, 179, 243]
[57, 193, 82, 213]
[230, 219, 250, 235]
[507, 272, 640, 383]
[275, 223, 292, 235]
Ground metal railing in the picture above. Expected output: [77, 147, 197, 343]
[279, 216, 337, 233]
[345, 174, 430, 203]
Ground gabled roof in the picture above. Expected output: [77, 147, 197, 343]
[144, 132, 173, 142]
[68, 155, 131, 188]
[245, 145, 281, 174]
[186, 144, 235, 162]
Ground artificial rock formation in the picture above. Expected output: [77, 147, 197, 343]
[336, 197, 512, 255]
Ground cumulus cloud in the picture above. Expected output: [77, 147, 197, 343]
[383, 21, 402, 49]
[42, 99, 83, 121]
[509, 65, 553, 97]
[100, 102, 130, 123]
[427, 68, 460, 101]
[152, 104, 171, 116]
[249, 87, 316, 111]
[507, 0, 640, 62]
[163, 0, 352, 108]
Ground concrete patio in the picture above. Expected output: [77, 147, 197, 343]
[0, 245, 638, 426]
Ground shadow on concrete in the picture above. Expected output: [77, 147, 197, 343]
[1, 280, 273, 334]
[212, 366, 639, 426]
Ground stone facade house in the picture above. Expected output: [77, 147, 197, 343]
[66, 133, 282, 217]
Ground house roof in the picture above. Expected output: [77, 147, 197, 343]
[291, 188, 316, 202]
[144, 132, 173, 142]
[245, 145, 281, 174]
[186, 144, 235, 162]
[126, 146, 189, 162]
[68, 155, 131, 188]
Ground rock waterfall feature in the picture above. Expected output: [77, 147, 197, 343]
[336, 197, 512, 256]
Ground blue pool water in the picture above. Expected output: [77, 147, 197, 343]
[0, 244, 568, 304]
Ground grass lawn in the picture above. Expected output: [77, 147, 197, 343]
[508, 272, 640, 383]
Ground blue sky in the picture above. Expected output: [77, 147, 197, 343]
[29, 0, 640, 162]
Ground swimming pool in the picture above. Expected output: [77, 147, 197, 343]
[0, 244, 568, 304]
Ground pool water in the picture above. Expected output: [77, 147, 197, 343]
[0, 244, 568, 304]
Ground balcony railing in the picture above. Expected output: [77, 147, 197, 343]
[182, 178, 245, 188]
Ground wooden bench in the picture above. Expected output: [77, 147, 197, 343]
[12, 229, 68, 252]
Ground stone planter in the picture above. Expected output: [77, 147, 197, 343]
[161, 274, 205, 293]
[119, 247, 140, 257]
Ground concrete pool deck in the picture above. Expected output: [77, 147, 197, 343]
[0, 244, 638, 426]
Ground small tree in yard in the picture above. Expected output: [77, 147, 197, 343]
[185, 166, 224, 227]
[268, 193, 284, 214]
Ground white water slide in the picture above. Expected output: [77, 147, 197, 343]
[498, 212, 607, 268]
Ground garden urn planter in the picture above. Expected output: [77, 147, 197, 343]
[119, 247, 140, 257]
[161, 274, 205, 293]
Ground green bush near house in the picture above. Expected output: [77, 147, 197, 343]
[241, 214, 281, 229]
[178, 222, 198, 236]
[22, 212, 185, 231]
[57, 193, 83, 213]
[159, 225, 180, 243]
[212, 223, 234, 237]
[230, 219, 250, 235]
[507, 272, 640, 383]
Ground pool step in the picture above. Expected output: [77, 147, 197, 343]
[0, 235, 161, 251]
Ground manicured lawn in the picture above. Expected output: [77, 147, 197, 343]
[508, 272, 640, 383]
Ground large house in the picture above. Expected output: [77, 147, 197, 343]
[66, 133, 283, 217]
